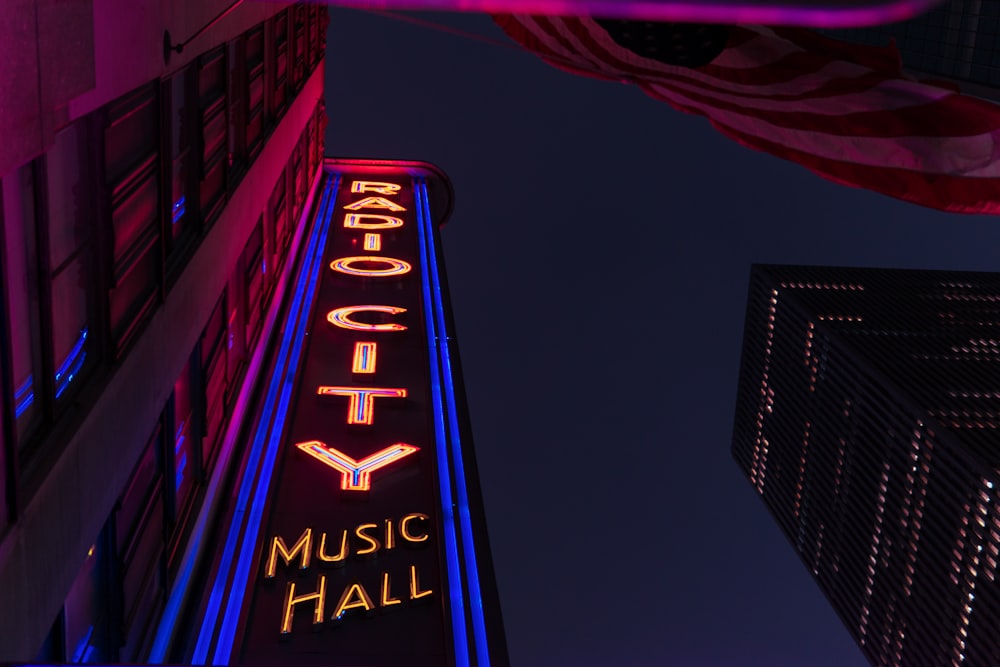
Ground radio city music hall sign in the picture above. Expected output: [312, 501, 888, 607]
[228, 162, 503, 667]
[266, 179, 435, 635]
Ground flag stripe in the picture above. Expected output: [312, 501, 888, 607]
[711, 118, 1000, 214]
[561, 17, 1000, 138]
[493, 14, 1000, 214]
[642, 80, 1000, 176]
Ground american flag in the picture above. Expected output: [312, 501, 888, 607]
[494, 15, 1000, 215]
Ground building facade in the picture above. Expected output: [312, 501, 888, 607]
[0, 1, 328, 660]
[732, 264, 1000, 667]
[827, 0, 1000, 101]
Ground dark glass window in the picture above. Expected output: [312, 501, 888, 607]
[268, 168, 288, 274]
[246, 26, 264, 158]
[225, 258, 247, 412]
[2, 166, 43, 443]
[199, 48, 228, 227]
[272, 11, 288, 117]
[171, 358, 195, 525]
[104, 85, 161, 355]
[63, 529, 111, 662]
[244, 219, 265, 348]
[116, 430, 164, 661]
[43, 122, 96, 409]
[201, 295, 227, 471]
[227, 36, 247, 184]
[166, 67, 198, 271]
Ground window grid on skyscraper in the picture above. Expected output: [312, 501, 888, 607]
[733, 265, 1000, 666]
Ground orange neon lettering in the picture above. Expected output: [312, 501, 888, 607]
[355, 523, 381, 555]
[400, 513, 430, 543]
[352, 342, 377, 374]
[363, 233, 381, 251]
[265, 529, 312, 578]
[344, 213, 403, 229]
[351, 181, 401, 195]
[327, 305, 407, 332]
[330, 255, 411, 278]
[385, 519, 395, 550]
[316, 386, 407, 425]
[381, 572, 402, 607]
[409, 564, 433, 600]
[295, 441, 419, 491]
[317, 530, 349, 564]
[344, 196, 406, 212]
[281, 577, 327, 634]
[332, 582, 375, 619]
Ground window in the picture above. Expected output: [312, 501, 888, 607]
[245, 219, 265, 349]
[225, 260, 247, 411]
[116, 430, 164, 660]
[104, 84, 162, 355]
[63, 524, 113, 662]
[198, 48, 228, 226]
[2, 165, 44, 444]
[291, 5, 306, 91]
[227, 35, 248, 185]
[165, 67, 198, 277]
[201, 295, 227, 471]
[246, 26, 265, 159]
[1, 118, 100, 461]
[270, 11, 288, 118]
[268, 167, 288, 275]
[169, 357, 197, 541]
[291, 139, 304, 222]
[43, 121, 98, 411]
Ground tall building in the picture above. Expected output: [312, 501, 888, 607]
[732, 264, 1000, 667]
[827, 0, 1000, 101]
[0, 1, 329, 660]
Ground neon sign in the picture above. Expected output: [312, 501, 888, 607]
[218, 163, 503, 666]
[295, 442, 419, 491]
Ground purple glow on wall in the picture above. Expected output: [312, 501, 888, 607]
[322, 0, 943, 27]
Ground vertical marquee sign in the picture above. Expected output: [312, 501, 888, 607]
[199, 160, 507, 666]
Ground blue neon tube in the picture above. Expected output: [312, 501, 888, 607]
[417, 180, 491, 666]
[414, 178, 470, 667]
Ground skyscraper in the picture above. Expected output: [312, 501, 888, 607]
[827, 0, 1000, 101]
[732, 264, 1000, 667]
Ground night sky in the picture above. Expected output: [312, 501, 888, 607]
[324, 10, 1000, 666]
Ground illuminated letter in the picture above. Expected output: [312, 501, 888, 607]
[380, 572, 402, 608]
[332, 582, 375, 620]
[344, 213, 403, 229]
[281, 576, 326, 635]
[409, 565, 433, 600]
[352, 342, 377, 374]
[400, 513, 430, 544]
[385, 519, 395, 550]
[316, 386, 407, 425]
[317, 530, 348, 564]
[330, 256, 411, 278]
[363, 233, 381, 251]
[327, 305, 406, 332]
[265, 529, 312, 578]
[355, 523, 381, 556]
[296, 441, 419, 492]
[351, 181, 401, 195]
[344, 197, 406, 212]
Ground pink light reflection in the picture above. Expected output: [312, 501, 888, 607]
[323, 0, 943, 27]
